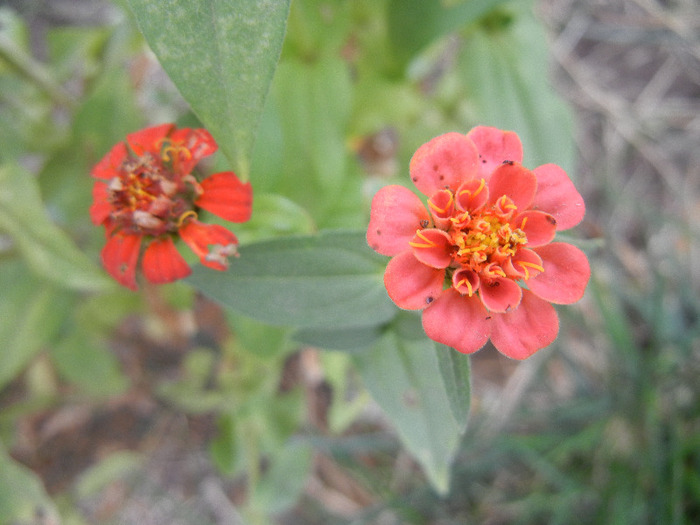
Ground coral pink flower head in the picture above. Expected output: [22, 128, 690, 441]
[90, 123, 253, 290]
[367, 127, 590, 359]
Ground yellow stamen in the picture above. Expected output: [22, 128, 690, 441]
[455, 277, 474, 297]
[517, 260, 545, 280]
[176, 210, 198, 228]
[408, 229, 438, 249]
[428, 193, 454, 215]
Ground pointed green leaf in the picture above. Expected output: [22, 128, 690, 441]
[126, 0, 291, 178]
[436, 344, 471, 429]
[186, 230, 396, 329]
[387, 0, 508, 65]
[353, 331, 465, 494]
[0, 164, 111, 291]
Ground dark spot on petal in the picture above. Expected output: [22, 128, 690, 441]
[376, 229, 381, 235]
[546, 215, 557, 225]
[412, 177, 418, 182]
[481, 159, 487, 164]
[486, 316, 492, 320]
[439, 175, 444, 181]
[420, 220, 429, 228]
[503, 160, 514, 165]
[426, 296, 434, 304]
[489, 281, 500, 287]
[433, 164, 439, 171]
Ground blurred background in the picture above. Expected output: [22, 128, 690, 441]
[0, 0, 698, 523]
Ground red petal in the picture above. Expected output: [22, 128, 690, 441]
[427, 189, 455, 229]
[490, 290, 559, 359]
[384, 251, 445, 310]
[89, 181, 112, 225]
[126, 123, 174, 156]
[101, 233, 142, 290]
[91, 141, 128, 180]
[532, 164, 586, 230]
[169, 127, 218, 174]
[422, 288, 491, 354]
[196, 171, 253, 222]
[367, 185, 430, 256]
[409, 132, 479, 196]
[179, 220, 238, 271]
[141, 237, 192, 284]
[455, 178, 488, 212]
[488, 162, 537, 211]
[479, 277, 522, 313]
[514, 210, 557, 247]
[528, 242, 590, 304]
[410, 228, 453, 269]
[467, 126, 523, 180]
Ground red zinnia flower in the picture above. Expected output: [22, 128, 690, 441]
[90, 123, 252, 290]
[367, 127, 590, 359]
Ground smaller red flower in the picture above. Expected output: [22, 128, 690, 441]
[367, 126, 590, 359]
[90, 124, 253, 290]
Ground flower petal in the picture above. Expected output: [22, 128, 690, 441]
[141, 237, 192, 284]
[528, 242, 590, 304]
[515, 210, 557, 247]
[89, 181, 112, 225]
[427, 189, 455, 229]
[532, 164, 585, 230]
[384, 251, 445, 310]
[169, 127, 218, 174]
[479, 277, 522, 313]
[410, 228, 453, 269]
[467, 126, 523, 180]
[422, 288, 491, 354]
[179, 220, 239, 271]
[196, 171, 253, 222]
[409, 132, 479, 196]
[504, 248, 543, 280]
[367, 185, 430, 256]
[487, 162, 537, 211]
[455, 178, 488, 212]
[126, 123, 174, 156]
[490, 290, 559, 359]
[91, 141, 128, 180]
[101, 232, 142, 290]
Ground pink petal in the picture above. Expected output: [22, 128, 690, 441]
[488, 162, 537, 211]
[504, 248, 543, 280]
[490, 290, 559, 359]
[409, 132, 479, 196]
[427, 189, 455, 229]
[514, 210, 557, 247]
[451, 268, 480, 296]
[141, 237, 192, 284]
[479, 277, 522, 313]
[367, 185, 430, 256]
[91, 141, 128, 180]
[410, 228, 453, 269]
[467, 126, 523, 179]
[101, 232, 142, 290]
[532, 164, 585, 230]
[196, 171, 253, 223]
[455, 178, 488, 212]
[422, 288, 491, 354]
[384, 251, 445, 310]
[126, 123, 174, 156]
[528, 242, 590, 304]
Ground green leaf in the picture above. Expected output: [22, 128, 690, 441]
[186, 230, 396, 330]
[293, 324, 383, 352]
[0, 442, 59, 522]
[387, 0, 508, 66]
[126, 0, 291, 179]
[459, 5, 575, 172]
[353, 330, 465, 494]
[436, 343, 471, 429]
[0, 261, 73, 389]
[0, 163, 112, 291]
